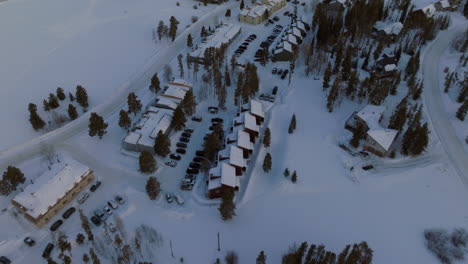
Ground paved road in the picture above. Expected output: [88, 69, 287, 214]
[0, 2, 238, 168]
[422, 24, 468, 188]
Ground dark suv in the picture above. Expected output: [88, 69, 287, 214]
[90, 181, 101, 192]
[62, 207, 76, 219]
[42, 243, 54, 259]
[50, 220, 63, 231]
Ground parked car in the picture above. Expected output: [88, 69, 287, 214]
[193, 156, 204, 163]
[277, 69, 283, 75]
[108, 222, 117, 233]
[211, 118, 223, 123]
[170, 153, 181, 160]
[362, 165, 374, 171]
[103, 205, 112, 215]
[180, 183, 193, 190]
[195, 150, 205, 157]
[273, 16, 280, 21]
[115, 195, 125, 205]
[250, 34, 257, 38]
[184, 128, 194, 133]
[272, 86, 278, 95]
[62, 207, 76, 219]
[173, 193, 184, 205]
[189, 162, 201, 169]
[77, 192, 89, 204]
[281, 69, 289, 79]
[181, 132, 191, 138]
[50, 220, 63, 231]
[176, 142, 187, 148]
[191, 116, 202, 122]
[272, 68, 278, 74]
[176, 148, 187, 154]
[165, 160, 177, 167]
[94, 209, 107, 221]
[24, 237, 35, 247]
[91, 216, 101, 226]
[107, 200, 119, 210]
[186, 168, 199, 174]
[179, 137, 190, 143]
[166, 193, 173, 203]
[90, 181, 101, 192]
[42, 243, 54, 259]
[0, 256, 11, 264]
[185, 174, 196, 180]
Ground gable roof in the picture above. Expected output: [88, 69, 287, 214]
[237, 130, 254, 150]
[220, 163, 239, 188]
[229, 145, 247, 168]
[244, 112, 259, 132]
[357, 105, 386, 130]
[367, 129, 398, 151]
[250, 99, 265, 118]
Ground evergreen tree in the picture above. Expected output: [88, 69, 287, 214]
[89, 248, 100, 264]
[263, 127, 271, 147]
[288, 114, 296, 134]
[28, 103, 46, 130]
[456, 100, 468, 121]
[88, 112, 108, 139]
[218, 186, 236, 220]
[177, 54, 184, 78]
[83, 254, 90, 263]
[127, 92, 142, 115]
[256, 251, 267, 264]
[262, 153, 272, 173]
[169, 16, 180, 41]
[43, 99, 50, 112]
[323, 63, 332, 90]
[240, 0, 245, 9]
[411, 123, 429, 155]
[0, 166, 25, 195]
[327, 77, 341, 112]
[349, 121, 366, 148]
[76, 85, 89, 108]
[224, 65, 231, 87]
[48, 93, 60, 109]
[171, 105, 187, 131]
[139, 151, 157, 173]
[79, 209, 94, 241]
[337, 244, 350, 264]
[284, 168, 290, 178]
[69, 92, 75, 102]
[413, 82, 423, 100]
[145, 176, 161, 200]
[200, 26, 207, 39]
[67, 104, 78, 120]
[118, 110, 131, 130]
[187, 33, 193, 49]
[76, 233, 85, 245]
[291, 170, 297, 183]
[388, 98, 408, 131]
[204, 132, 222, 161]
[56, 87, 66, 101]
[154, 131, 171, 157]
[149, 73, 161, 94]
[181, 89, 197, 116]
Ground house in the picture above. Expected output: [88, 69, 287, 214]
[232, 112, 260, 140]
[12, 161, 95, 227]
[363, 129, 398, 157]
[239, 0, 286, 25]
[207, 162, 240, 199]
[226, 129, 254, 158]
[434, 0, 451, 10]
[218, 145, 247, 176]
[410, 4, 436, 19]
[123, 109, 173, 154]
[373, 54, 398, 75]
[188, 24, 241, 64]
[155, 80, 192, 109]
[272, 41, 294, 61]
[373, 21, 403, 41]
[240, 99, 265, 124]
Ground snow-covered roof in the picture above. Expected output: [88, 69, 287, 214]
[367, 129, 398, 151]
[129, 109, 173, 149]
[208, 177, 222, 190]
[285, 34, 298, 45]
[220, 163, 238, 188]
[356, 105, 386, 130]
[384, 64, 397, 72]
[149, 114, 172, 139]
[155, 96, 180, 110]
[169, 79, 192, 89]
[244, 112, 259, 133]
[124, 131, 141, 145]
[190, 24, 240, 58]
[439, 0, 450, 8]
[229, 145, 246, 168]
[296, 21, 306, 31]
[250, 99, 264, 118]
[159, 85, 187, 101]
[375, 21, 403, 36]
[237, 130, 254, 150]
[13, 160, 91, 218]
[241, 4, 272, 18]
[288, 28, 303, 39]
[421, 4, 436, 17]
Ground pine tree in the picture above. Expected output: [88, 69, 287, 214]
[256, 251, 267, 264]
[169, 16, 180, 41]
[171, 105, 187, 131]
[263, 127, 271, 147]
[118, 110, 131, 130]
[187, 33, 193, 49]
[411, 123, 429, 155]
[177, 54, 184, 78]
[284, 168, 290, 178]
[76, 85, 89, 108]
[327, 77, 341, 112]
[139, 151, 157, 173]
[145, 176, 161, 200]
[204, 132, 222, 161]
[218, 186, 236, 220]
[127, 92, 142, 115]
[224, 65, 231, 87]
[413, 82, 423, 100]
[28, 103, 46, 130]
[83, 254, 90, 263]
[240, 0, 245, 9]
[291, 170, 297, 183]
[262, 153, 272, 173]
[56, 87, 66, 101]
[456, 100, 468, 121]
[76, 233, 85, 245]
[323, 63, 332, 90]
[200, 26, 207, 39]
[181, 89, 197, 116]
[337, 244, 350, 264]
[79, 209, 94, 241]
[288, 114, 296, 134]
[350, 121, 366, 148]
[89, 248, 100, 264]
[48, 93, 60, 109]
[68, 104, 78, 120]
[388, 98, 408, 131]
[88, 112, 108, 139]
[157, 20, 165, 40]
[0, 166, 25, 195]
[154, 131, 171, 157]
[149, 73, 161, 94]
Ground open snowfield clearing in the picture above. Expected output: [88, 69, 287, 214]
[0, 0, 211, 151]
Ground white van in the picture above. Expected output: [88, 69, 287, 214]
[77, 192, 89, 204]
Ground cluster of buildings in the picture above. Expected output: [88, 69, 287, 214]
[372, 21, 403, 42]
[345, 105, 398, 157]
[239, 0, 286, 25]
[272, 17, 310, 61]
[188, 23, 241, 65]
[12, 160, 95, 227]
[123, 79, 192, 154]
[207, 99, 265, 199]
[410, 0, 460, 18]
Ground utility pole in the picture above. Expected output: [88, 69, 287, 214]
[170, 240, 174, 258]
[217, 232, 220, 251]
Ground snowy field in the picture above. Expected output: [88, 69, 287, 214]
[0, 0, 212, 152]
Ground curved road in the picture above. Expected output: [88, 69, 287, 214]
[422, 24, 468, 188]
[0, 2, 238, 168]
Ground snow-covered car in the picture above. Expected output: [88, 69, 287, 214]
[103, 206, 113, 215]
[91, 216, 101, 226]
[94, 209, 107, 221]
[107, 200, 119, 210]
[165, 193, 173, 203]
[170, 154, 181, 160]
[165, 160, 177, 167]
[77, 192, 89, 204]
[108, 222, 117, 233]
[173, 193, 184, 205]
[114, 195, 125, 205]
[24, 237, 35, 247]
